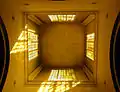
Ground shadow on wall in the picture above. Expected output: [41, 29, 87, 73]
[39, 23, 85, 67]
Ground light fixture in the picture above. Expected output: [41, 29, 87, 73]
[48, 15, 76, 22]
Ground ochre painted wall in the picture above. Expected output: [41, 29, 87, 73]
[39, 23, 85, 67]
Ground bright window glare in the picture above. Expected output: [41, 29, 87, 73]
[37, 69, 80, 92]
[48, 15, 76, 22]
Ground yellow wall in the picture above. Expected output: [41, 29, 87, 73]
[0, 1, 25, 91]
[39, 23, 85, 67]
[0, 0, 119, 92]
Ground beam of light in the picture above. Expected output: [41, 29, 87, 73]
[48, 15, 76, 22]
[86, 33, 95, 60]
[37, 69, 80, 92]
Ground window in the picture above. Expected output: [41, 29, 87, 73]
[86, 33, 95, 60]
[28, 29, 38, 61]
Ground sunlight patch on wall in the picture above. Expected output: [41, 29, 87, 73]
[10, 31, 28, 54]
[37, 69, 80, 92]
[28, 50, 38, 61]
[10, 27, 39, 61]
[86, 33, 95, 60]
[28, 29, 38, 61]
[37, 81, 80, 92]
